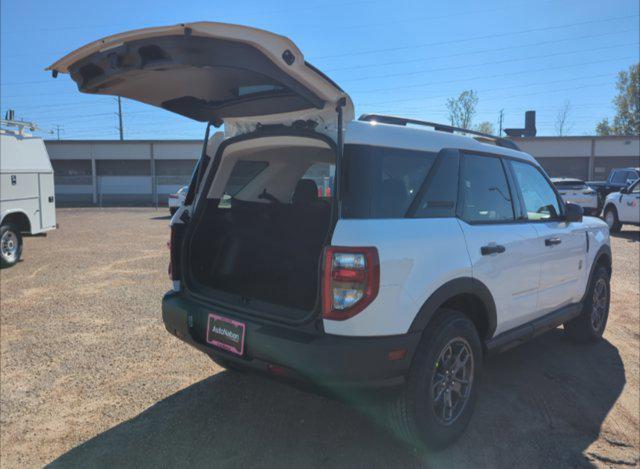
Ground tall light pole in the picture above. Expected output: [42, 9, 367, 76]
[117, 96, 124, 140]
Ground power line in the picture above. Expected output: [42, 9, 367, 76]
[357, 56, 633, 97]
[339, 41, 637, 84]
[311, 14, 639, 60]
[323, 28, 637, 73]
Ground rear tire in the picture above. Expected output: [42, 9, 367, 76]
[564, 266, 610, 343]
[603, 205, 621, 233]
[388, 310, 482, 450]
[0, 223, 22, 268]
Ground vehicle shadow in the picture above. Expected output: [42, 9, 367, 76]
[48, 330, 625, 468]
[149, 215, 172, 221]
[610, 230, 639, 243]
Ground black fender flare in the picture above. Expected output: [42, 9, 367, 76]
[581, 244, 612, 302]
[408, 277, 497, 340]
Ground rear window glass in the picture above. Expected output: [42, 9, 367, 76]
[341, 144, 436, 218]
[554, 180, 587, 191]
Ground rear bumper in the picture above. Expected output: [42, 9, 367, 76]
[162, 291, 421, 391]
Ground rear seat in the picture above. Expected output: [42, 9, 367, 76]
[210, 180, 331, 310]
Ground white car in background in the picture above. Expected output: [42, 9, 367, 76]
[168, 185, 188, 216]
[551, 178, 599, 216]
[603, 179, 640, 232]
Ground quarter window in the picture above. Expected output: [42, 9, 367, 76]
[509, 160, 561, 220]
[459, 154, 515, 222]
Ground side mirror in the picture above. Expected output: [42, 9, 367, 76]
[564, 202, 583, 223]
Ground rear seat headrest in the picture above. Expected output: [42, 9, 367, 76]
[292, 179, 319, 205]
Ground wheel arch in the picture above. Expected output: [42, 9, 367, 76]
[603, 203, 618, 216]
[0, 211, 32, 233]
[592, 244, 612, 278]
[408, 277, 497, 341]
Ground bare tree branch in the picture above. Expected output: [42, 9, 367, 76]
[554, 99, 573, 136]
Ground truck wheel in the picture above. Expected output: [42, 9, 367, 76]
[388, 310, 482, 450]
[564, 266, 610, 343]
[0, 223, 23, 268]
[603, 205, 621, 233]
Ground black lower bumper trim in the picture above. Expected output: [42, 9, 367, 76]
[162, 291, 421, 390]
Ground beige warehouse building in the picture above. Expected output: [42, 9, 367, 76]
[45, 135, 639, 206]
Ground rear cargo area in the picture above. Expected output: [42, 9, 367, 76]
[186, 135, 335, 319]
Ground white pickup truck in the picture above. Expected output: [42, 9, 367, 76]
[0, 120, 57, 267]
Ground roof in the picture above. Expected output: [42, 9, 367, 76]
[345, 120, 537, 164]
[0, 133, 53, 172]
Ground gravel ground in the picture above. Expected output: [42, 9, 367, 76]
[1, 208, 638, 468]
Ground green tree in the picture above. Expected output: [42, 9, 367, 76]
[595, 63, 640, 136]
[595, 118, 612, 136]
[446, 90, 478, 129]
[475, 121, 495, 135]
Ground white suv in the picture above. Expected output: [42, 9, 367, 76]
[51, 22, 613, 449]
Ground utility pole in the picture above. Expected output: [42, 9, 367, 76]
[117, 96, 124, 140]
[54, 124, 63, 140]
[498, 109, 504, 137]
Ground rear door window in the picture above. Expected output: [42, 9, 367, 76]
[341, 144, 436, 218]
[458, 154, 515, 223]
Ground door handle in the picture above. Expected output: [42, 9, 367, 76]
[545, 237, 562, 246]
[481, 245, 506, 255]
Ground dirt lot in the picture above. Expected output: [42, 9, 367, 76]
[0, 208, 638, 468]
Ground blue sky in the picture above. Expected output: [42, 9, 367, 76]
[1, 0, 638, 140]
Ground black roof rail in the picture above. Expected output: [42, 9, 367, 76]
[358, 114, 521, 151]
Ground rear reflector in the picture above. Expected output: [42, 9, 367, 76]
[322, 246, 379, 320]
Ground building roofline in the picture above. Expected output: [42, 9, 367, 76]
[511, 135, 639, 141]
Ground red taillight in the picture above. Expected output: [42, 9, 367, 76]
[322, 246, 380, 320]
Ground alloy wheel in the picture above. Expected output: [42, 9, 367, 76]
[431, 338, 474, 425]
[591, 278, 608, 332]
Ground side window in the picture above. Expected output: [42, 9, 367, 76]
[223, 161, 268, 197]
[611, 170, 629, 184]
[341, 145, 437, 218]
[413, 150, 459, 218]
[459, 154, 514, 222]
[218, 160, 268, 208]
[632, 182, 640, 194]
[509, 160, 561, 221]
[301, 162, 335, 199]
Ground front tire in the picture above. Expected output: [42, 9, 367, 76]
[0, 223, 23, 268]
[389, 310, 482, 450]
[603, 205, 621, 233]
[564, 266, 610, 342]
